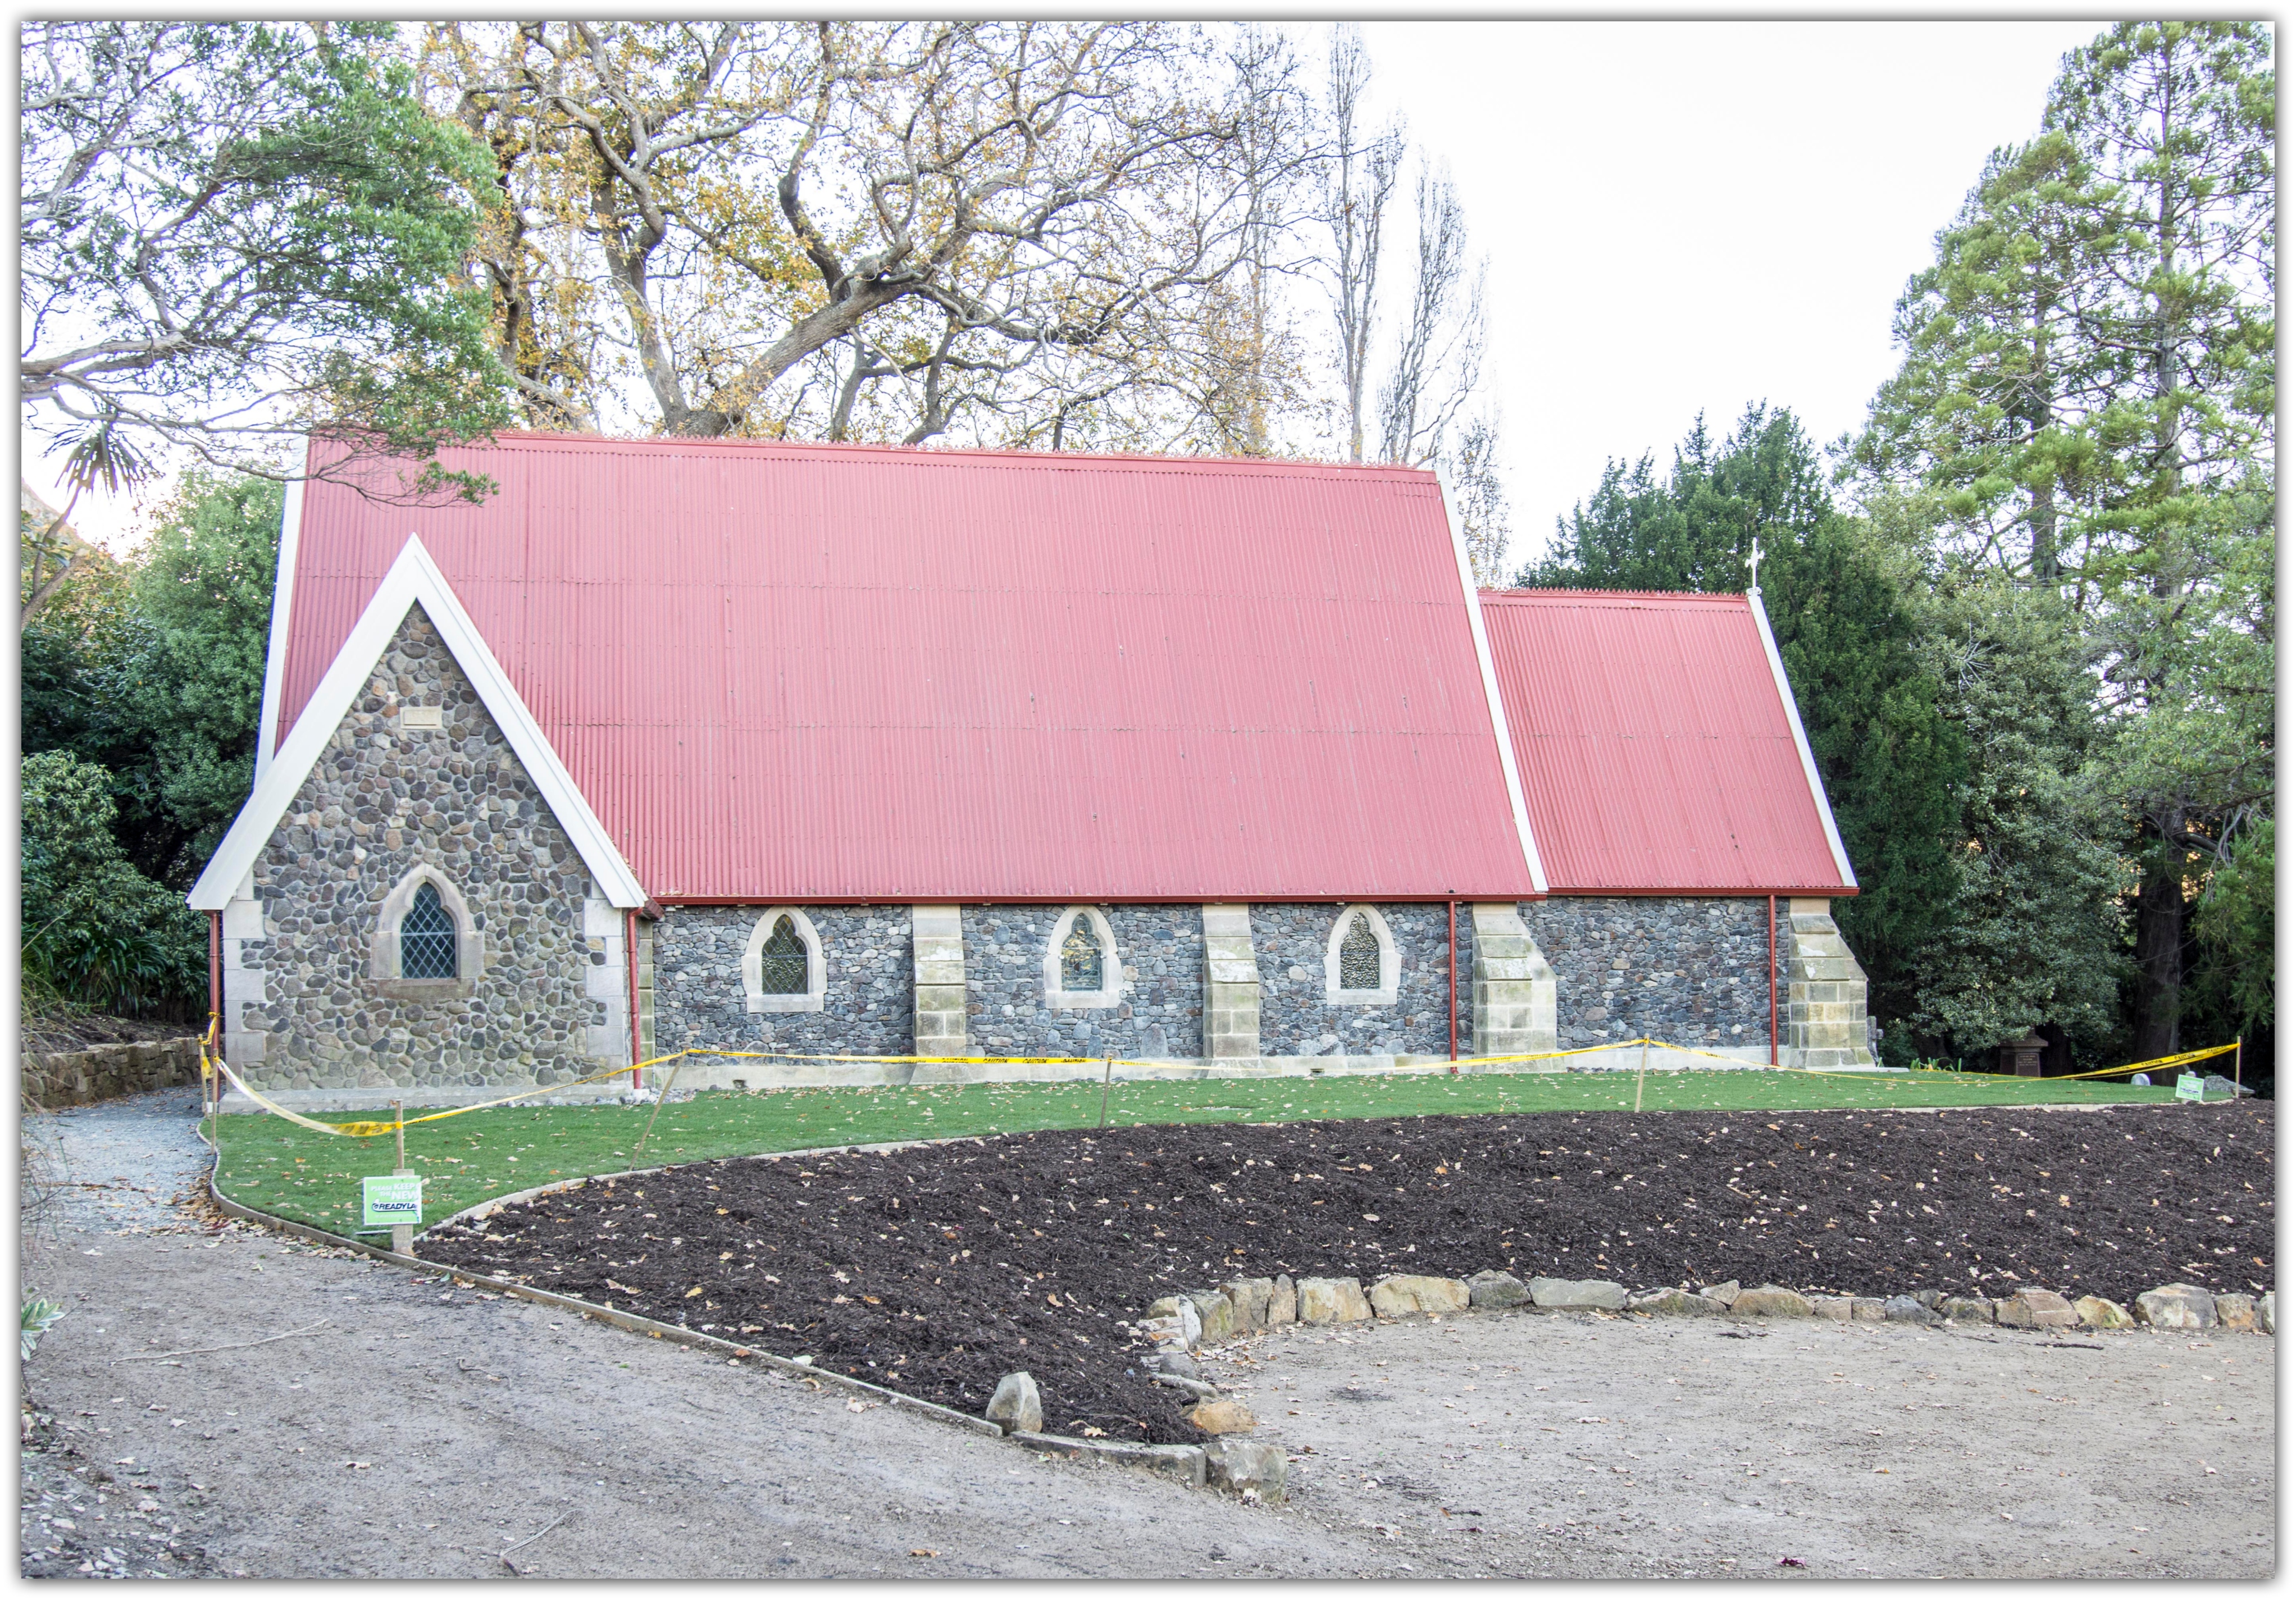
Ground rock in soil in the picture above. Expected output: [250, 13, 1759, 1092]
[1729, 1285, 1812, 1318]
[987, 1372, 1042, 1435]
[1202, 1438, 1288, 1504]
[1186, 1398, 1256, 1435]
[2074, 1295, 2134, 1330]
[1632, 1287, 1725, 1316]
[1940, 1296, 1996, 1324]
[1994, 1287, 2078, 1329]
[1466, 1269, 1530, 1309]
[1220, 1278, 1275, 1331]
[1884, 1294, 1940, 1326]
[1368, 1274, 1469, 1319]
[2214, 1293, 2258, 1332]
[2136, 1284, 2219, 1330]
[1529, 1277, 1627, 1311]
[1296, 1277, 1371, 1325]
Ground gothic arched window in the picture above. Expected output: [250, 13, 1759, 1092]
[400, 881, 458, 979]
[758, 914, 808, 995]
[1338, 911, 1381, 992]
[1323, 903, 1399, 1004]
[1060, 915, 1104, 992]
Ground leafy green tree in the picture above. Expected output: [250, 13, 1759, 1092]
[2048, 24, 2274, 1061]
[20, 21, 511, 493]
[104, 474, 285, 882]
[20, 473, 281, 888]
[2188, 816, 2273, 1037]
[20, 750, 207, 1014]
[1852, 23, 2273, 1060]
[1521, 405, 1967, 1037]
[1893, 569, 2126, 1055]
[1848, 133, 2110, 581]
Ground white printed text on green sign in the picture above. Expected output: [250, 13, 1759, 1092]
[2174, 1073, 2206, 1102]
[363, 1173, 424, 1227]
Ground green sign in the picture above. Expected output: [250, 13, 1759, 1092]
[2175, 1073, 2207, 1102]
[362, 1173, 424, 1227]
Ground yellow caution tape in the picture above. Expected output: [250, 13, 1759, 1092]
[205, 1026, 2240, 1142]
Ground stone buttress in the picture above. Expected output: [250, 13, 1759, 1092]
[1782, 897, 1874, 1067]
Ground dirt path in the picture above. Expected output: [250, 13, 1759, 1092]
[17, 1090, 2276, 1578]
[1218, 1311, 2274, 1579]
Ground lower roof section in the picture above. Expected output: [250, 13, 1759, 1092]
[1479, 589, 1855, 895]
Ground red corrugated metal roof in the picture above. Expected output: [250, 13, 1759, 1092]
[276, 433, 1538, 902]
[1478, 588, 1852, 894]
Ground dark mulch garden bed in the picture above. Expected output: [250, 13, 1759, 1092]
[423, 1102, 2272, 1446]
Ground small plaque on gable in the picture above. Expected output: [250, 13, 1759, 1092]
[399, 705, 443, 731]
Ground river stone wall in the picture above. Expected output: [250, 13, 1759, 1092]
[1523, 896, 1777, 1049]
[650, 905, 913, 1056]
[1251, 904, 1466, 1058]
[964, 905, 1203, 1059]
[240, 609, 604, 1093]
[24, 1037, 205, 1108]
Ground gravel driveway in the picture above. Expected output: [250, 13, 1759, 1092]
[17, 1089, 2276, 1579]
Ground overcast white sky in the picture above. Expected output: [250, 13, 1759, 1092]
[24, 19, 2112, 563]
[1346, 20, 2110, 571]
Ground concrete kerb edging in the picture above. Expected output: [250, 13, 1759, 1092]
[202, 1163, 1228, 1489]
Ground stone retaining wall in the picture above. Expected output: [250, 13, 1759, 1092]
[24, 1037, 204, 1109]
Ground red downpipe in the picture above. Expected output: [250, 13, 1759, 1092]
[1767, 894, 1779, 1068]
[625, 908, 644, 1088]
[207, 911, 222, 1051]
[1447, 900, 1459, 1065]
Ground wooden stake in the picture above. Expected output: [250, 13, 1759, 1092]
[2235, 1035, 2243, 1097]
[1634, 1039, 1649, 1113]
[390, 1100, 413, 1257]
[1099, 1056, 1114, 1129]
[632, 1057, 684, 1157]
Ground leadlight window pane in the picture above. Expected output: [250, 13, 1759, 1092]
[759, 915, 809, 995]
[1060, 914, 1103, 991]
[401, 881, 457, 980]
[1340, 913, 1381, 991]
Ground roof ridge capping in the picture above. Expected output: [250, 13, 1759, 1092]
[1480, 586, 1752, 604]
[444, 429, 1441, 478]
[189, 534, 648, 912]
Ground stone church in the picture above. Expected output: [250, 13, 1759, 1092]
[190, 433, 1874, 1107]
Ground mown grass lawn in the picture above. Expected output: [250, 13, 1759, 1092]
[209, 1066, 2190, 1237]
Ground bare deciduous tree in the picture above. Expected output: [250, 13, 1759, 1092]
[1375, 163, 1486, 469]
[1318, 28, 1402, 463]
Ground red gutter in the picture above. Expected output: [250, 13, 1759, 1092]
[1447, 901, 1459, 1064]
[625, 908, 644, 1088]
[1767, 894, 1779, 1068]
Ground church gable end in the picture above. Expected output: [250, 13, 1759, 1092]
[233, 609, 613, 1093]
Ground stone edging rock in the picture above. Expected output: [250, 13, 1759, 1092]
[25, 1037, 204, 1109]
[1133, 1270, 2274, 1350]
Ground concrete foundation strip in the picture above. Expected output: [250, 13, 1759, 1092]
[199, 1163, 1217, 1490]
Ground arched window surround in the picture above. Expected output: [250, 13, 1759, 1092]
[1042, 906, 1123, 1010]
[743, 907, 826, 1014]
[1324, 904, 1400, 1005]
[368, 863, 483, 999]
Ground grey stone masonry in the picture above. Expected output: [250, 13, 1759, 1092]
[965, 905, 1204, 1059]
[1201, 904, 1261, 1060]
[1526, 896, 1776, 1049]
[913, 905, 968, 1056]
[652, 905, 913, 1057]
[237, 608, 607, 1092]
[1251, 903, 1460, 1057]
[1468, 902, 1556, 1060]
[1783, 897, 1874, 1066]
